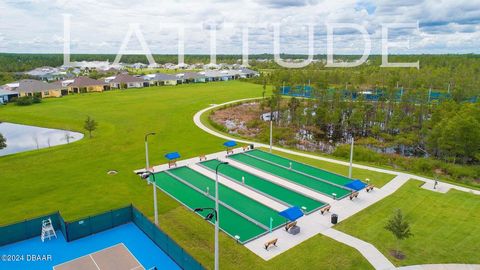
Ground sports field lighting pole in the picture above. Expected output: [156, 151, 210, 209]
[269, 120, 273, 153]
[144, 132, 156, 183]
[136, 170, 158, 225]
[214, 161, 229, 270]
[349, 136, 354, 178]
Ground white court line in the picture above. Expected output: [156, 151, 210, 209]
[120, 243, 144, 270]
[53, 243, 124, 269]
[89, 254, 101, 270]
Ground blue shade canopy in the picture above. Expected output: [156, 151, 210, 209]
[345, 179, 366, 191]
[165, 152, 181, 160]
[223, 140, 237, 147]
[278, 206, 304, 221]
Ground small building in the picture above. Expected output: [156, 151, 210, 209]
[0, 88, 19, 104]
[143, 73, 178, 86]
[110, 74, 145, 89]
[67, 76, 109, 94]
[4, 79, 63, 98]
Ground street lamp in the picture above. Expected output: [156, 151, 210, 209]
[136, 170, 158, 225]
[214, 161, 228, 270]
[144, 132, 156, 183]
[195, 161, 228, 270]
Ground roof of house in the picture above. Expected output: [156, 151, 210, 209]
[239, 68, 259, 75]
[0, 89, 18, 96]
[7, 79, 59, 93]
[69, 76, 106, 87]
[110, 74, 145, 83]
[178, 72, 206, 80]
[144, 73, 178, 81]
[203, 70, 237, 78]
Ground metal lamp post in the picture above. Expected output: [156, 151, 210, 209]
[213, 161, 228, 270]
[136, 170, 159, 225]
[144, 132, 156, 184]
[349, 136, 354, 178]
[196, 161, 228, 270]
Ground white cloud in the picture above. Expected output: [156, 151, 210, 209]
[0, 0, 479, 54]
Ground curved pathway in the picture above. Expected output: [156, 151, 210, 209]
[193, 98, 480, 270]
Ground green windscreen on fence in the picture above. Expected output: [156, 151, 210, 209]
[132, 206, 204, 270]
[66, 206, 132, 241]
[0, 212, 61, 246]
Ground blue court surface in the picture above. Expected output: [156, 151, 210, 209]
[0, 222, 180, 270]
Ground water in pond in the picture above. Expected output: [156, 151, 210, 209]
[0, 122, 83, 156]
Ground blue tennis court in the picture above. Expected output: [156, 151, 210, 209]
[0, 222, 180, 270]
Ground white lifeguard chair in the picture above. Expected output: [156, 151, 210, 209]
[41, 218, 57, 242]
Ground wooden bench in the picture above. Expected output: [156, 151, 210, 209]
[285, 221, 297, 231]
[264, 238, 278, 250]
[242, 145, 250, 151]
[349, 191, 359, 200]
[168, 161, 177, 168]
[320, 205, 331, 215]
[366, 184, 375, 192]
[226, 149, 234, 155]
[199, 155, 207, 161]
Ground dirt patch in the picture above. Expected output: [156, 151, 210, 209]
[210, 102, 266, 137]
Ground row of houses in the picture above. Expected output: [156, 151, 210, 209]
[0, 68, 259, 103]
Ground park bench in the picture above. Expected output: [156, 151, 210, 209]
[199, 155, 207, 161]
[320, 205, 331, 215]
[366, 184, 375, 192]
[349, 191, 359, 200]
[168, 161, 177, 168]
[264, 238, 278, 250]
[285, 221, 297, 231]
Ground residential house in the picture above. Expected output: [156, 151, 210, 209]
[3, 79, 63, 98]
[25, 66, 67, 81]
[202, 70, 236, 81]
[130, 63, 148, 69]
[176, 72, 206, 83]
[67, 76, 108, 94]
[110, 74, 145, 89]
[143, 73, 178, 86]
[238, 68, 259, 78]
[0, 88, 18, 104]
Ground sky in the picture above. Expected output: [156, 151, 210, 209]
[0, 0, 479, 54]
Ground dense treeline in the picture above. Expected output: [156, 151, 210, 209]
[255, 55, 480, 99]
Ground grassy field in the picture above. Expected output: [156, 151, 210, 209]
[0, 81, 378, 269]
[335, 180, 480, 266]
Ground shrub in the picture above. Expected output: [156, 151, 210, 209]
[32, 96, 42, 103]
[15, 96, 34, 106]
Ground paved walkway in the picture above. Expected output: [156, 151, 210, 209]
[191, 99, 480, 270]
[397, 264, 480, 270]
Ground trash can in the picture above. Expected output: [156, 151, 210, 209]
[331, 214, 338, 224]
